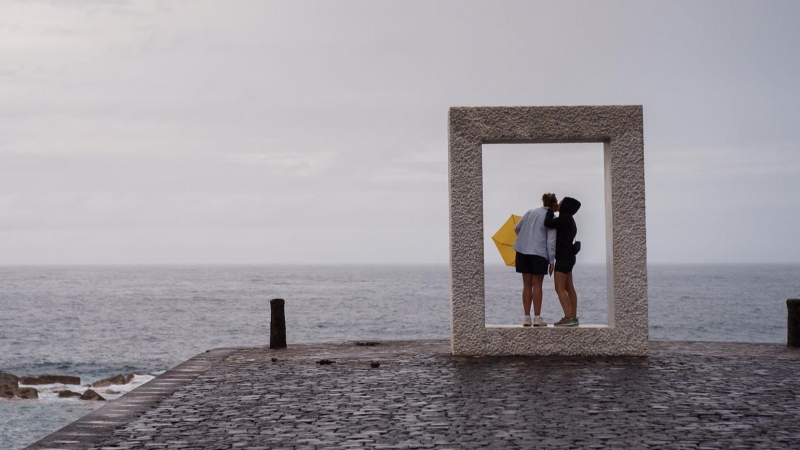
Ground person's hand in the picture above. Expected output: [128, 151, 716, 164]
[548, 264, 554, 276]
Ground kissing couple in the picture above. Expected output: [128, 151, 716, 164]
[513, 192, 581, 327]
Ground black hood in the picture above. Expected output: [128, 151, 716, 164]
[559, 197, 581, 215]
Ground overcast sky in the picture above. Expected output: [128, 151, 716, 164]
[1, 0, 799, 264]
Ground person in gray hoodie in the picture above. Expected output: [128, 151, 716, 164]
[513, 193, 558, 327]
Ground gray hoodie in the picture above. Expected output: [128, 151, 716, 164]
[513, 206, 556, 264]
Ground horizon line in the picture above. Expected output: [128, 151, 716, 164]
[1, 262, 799, 267]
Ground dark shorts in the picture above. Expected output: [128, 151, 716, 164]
[515, 252, 549, 275]
[554, 258, 576, 274]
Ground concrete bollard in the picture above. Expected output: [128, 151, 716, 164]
[270, 298, 287, 349]
[789, 299, 800, 348]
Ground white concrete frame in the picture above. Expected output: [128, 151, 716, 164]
[448, 106, 648, 356]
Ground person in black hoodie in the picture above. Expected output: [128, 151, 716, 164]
[544, 196, 581, 327]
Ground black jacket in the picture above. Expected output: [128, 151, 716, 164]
[544, 197, 581, 261]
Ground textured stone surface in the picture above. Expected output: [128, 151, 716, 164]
[448, 105, 648, 355]
[25, 347, 239, 450]
[29, 340, 800, 450]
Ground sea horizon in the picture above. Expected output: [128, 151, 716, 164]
[3, 262, 799, 266]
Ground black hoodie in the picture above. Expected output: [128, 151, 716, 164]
[544, 197, 581, 261]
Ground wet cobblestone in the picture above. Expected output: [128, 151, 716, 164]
[63, 341, 800, 449]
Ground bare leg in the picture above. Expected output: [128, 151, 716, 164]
[553, 271, 571, 318]
[532, 274, 545, 316]
[566, 272, 577, 319]
[521, 273, 533, 316]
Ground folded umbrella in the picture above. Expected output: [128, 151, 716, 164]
[492, 214, 522, 267]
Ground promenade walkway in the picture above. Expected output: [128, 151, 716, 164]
[29, 340, 800, 449]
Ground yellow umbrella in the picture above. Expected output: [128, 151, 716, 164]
[492, 214, 523, 267]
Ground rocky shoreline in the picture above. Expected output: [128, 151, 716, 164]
[0, 371, 139, 402]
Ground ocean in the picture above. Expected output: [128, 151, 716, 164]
[1, 264, 798, 449]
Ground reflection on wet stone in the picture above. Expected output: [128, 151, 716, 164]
[86, 341, 800, 449]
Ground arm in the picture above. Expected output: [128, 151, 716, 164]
[546, 228, 557, 264]
[543, 209, 562, 229]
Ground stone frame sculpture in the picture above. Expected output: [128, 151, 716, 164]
[448, 105, 648, 356]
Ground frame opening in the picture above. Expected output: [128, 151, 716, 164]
[482, 142, 609, 327]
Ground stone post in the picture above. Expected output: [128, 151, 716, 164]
[270, 298, 287, 349]
[788, 299, 800, 348]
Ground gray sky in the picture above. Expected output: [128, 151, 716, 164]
[1, 0, 799, 264]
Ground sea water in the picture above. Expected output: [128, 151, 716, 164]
[1, 264, 798, 449]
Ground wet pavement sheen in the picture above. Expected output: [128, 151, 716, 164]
[32, 340, 800, 449]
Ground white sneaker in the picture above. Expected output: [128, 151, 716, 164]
[533, 316, 547, 327]
[523, 316, 532, 327]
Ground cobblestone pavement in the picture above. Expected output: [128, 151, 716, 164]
[57, 341, 800, 449]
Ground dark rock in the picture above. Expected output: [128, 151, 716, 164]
[80, 389, 106, 401]
[58, 390, 82, 398]
[271, 358, 278, 362]
[317, 359, 334, 365]
[0, 372, 19, 389]
[92, 374, 127, 387]
[16, 387, 38, 399]
[0, 385, 38, 399]
[370, 361, 380, 368]
[0, 385, 15, 399]
[124, 373, 136, 384]
[355, 342, 381, 347]
[20, 374, 81, 385]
